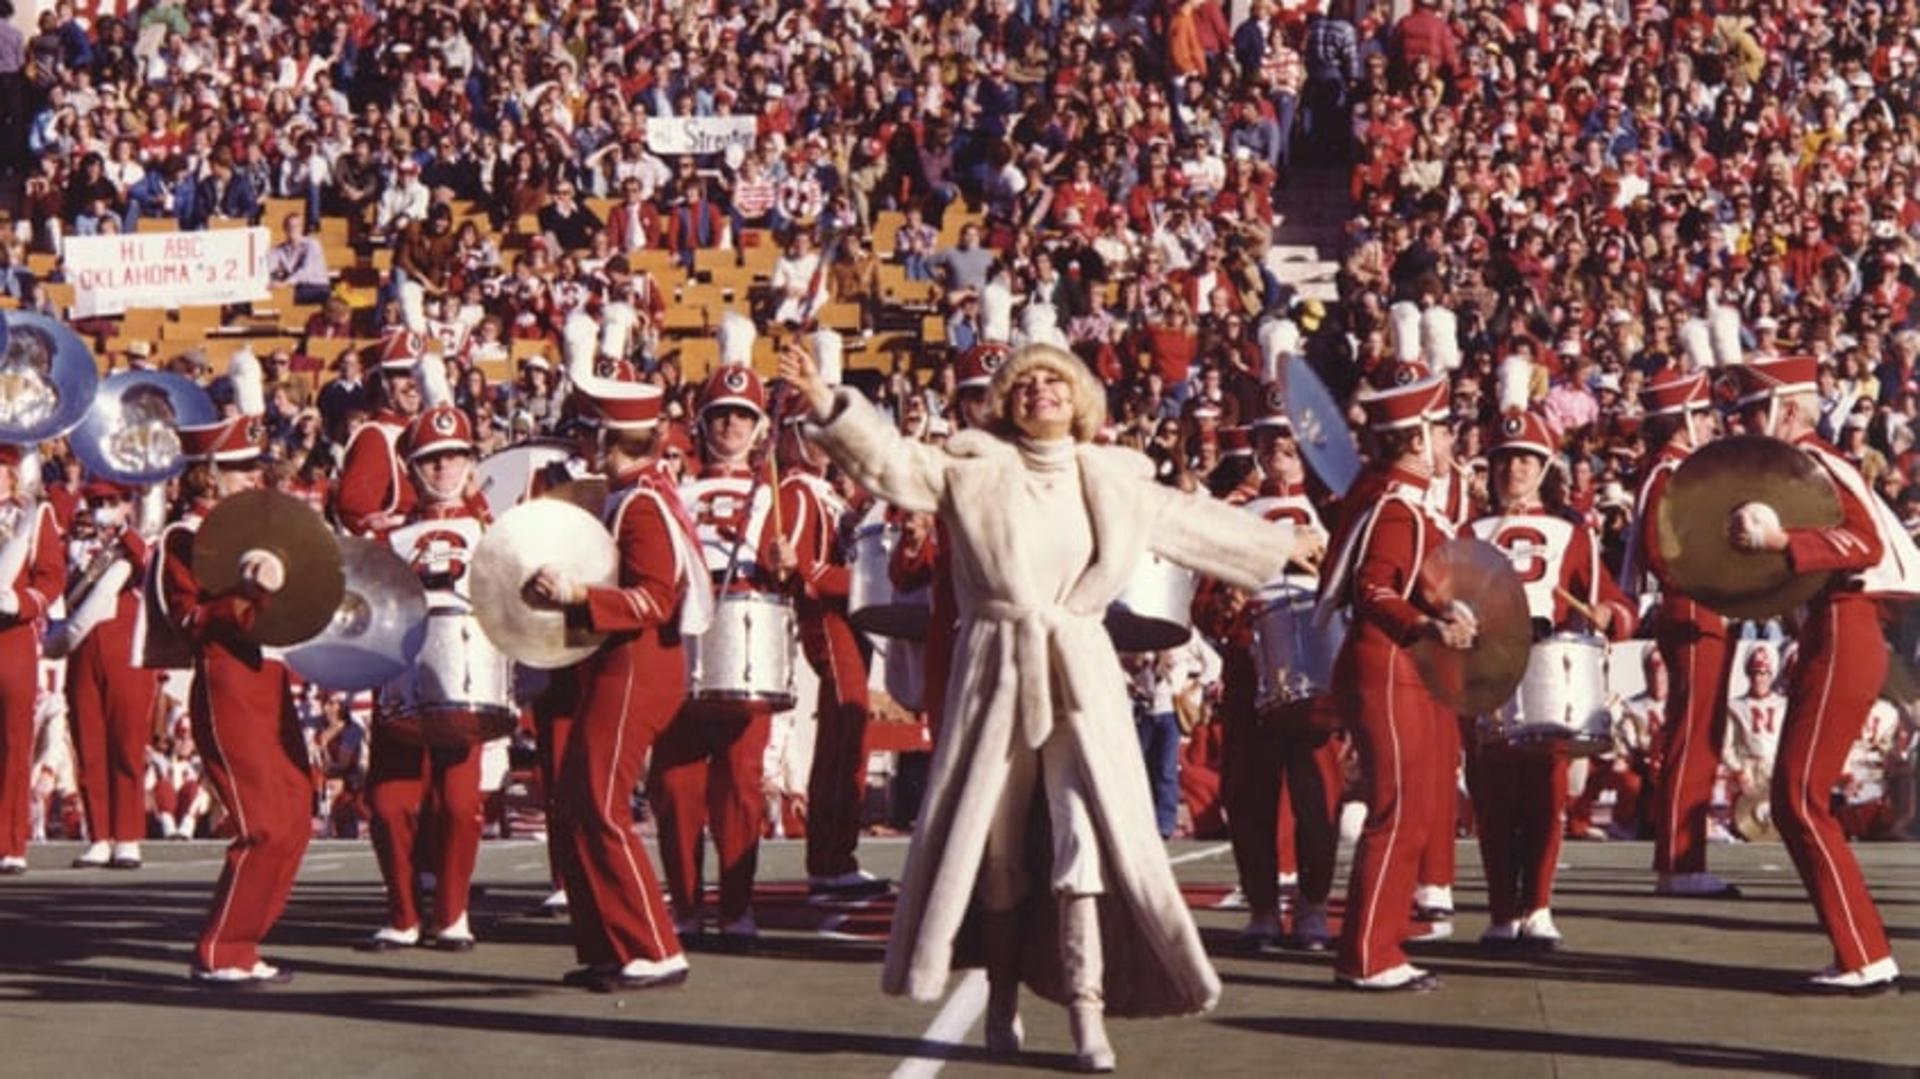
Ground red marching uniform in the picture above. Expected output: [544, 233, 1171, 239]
[1415, 458, 1477, 923]
[1725, 357, 1914, 986]
[1197, 414, 1340, 941]
[1468, 411, 1637, 940]
[362, 402, 492, 947]
[761, 443, 874, 884]
[551, 377, 697, 980]
[1628, 369, 1738, 892]
[0, 457, 65, 866]
[1320, 363, 1454, 987]
[62, 486, 162, 856]
[146, 411, 310, 977]
[652, 364, 777, 932]
[330, 332, 428, 537]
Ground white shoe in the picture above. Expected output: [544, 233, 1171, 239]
[434, 913, 476, 950]
[613, 952, 691, 988]
[1413, 884, 1454, 914]
[72, 841, 111, 868]
[357, 925, 420, 951]
[1809, 957, 1900, 993]
[1291, 903, 1332, 952]
[1407, 919, 1454, 942]
[1518, 908, 1562, 948]
[1339, 963, 1439, 991]
[1239, 909, 1282, 944]
[1212, 885, 1249, 911]
[540, 888, 569, 914]
[0, 855, 27, 874]
[110, 841, 142, 868]
[1481, 920, 1521, 945]
[1656, 871, 1741, 898]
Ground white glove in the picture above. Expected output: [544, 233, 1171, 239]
[1730, 501, 1786, 552]
[239, 549, 287, 594]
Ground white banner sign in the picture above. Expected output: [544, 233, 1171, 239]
[64, 227, 271, 316]
[645, 115, 761, 156]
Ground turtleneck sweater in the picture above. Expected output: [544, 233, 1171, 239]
[1013, 435, 1093, 604]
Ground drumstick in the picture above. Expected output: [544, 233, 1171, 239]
[1554, 586, 1603, 626]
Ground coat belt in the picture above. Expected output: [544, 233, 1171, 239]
[969, 599, 1105, 750]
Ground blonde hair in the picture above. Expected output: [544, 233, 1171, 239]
[985, 344, 1107, 443]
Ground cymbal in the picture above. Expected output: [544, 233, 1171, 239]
[470, 499, 617, 668]
[1656, 436, 1840, 620]
[1733, 787, 1779, 843]
[541, 476, 609, 516]
[1283, 355, 1362, 497]
[283, 537, 428, 690]
[192, 489, 344, 646]
[1411, 537, 1533, 715]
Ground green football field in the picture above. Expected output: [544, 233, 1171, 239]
[1, 837, 1914, 1077]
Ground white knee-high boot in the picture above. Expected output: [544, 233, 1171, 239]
[1060, 893, 1114, 1073]
[982, 908, 1024, 1054]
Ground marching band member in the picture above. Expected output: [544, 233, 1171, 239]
[529, 372, 705, 992]
[761, 335, 884, 899]
[54, 479, 160, 870]
[1196, 389, 1340, 951]
[359, 357, 491, 953]
[889, 342, 1007, 741]
[0, 444, 65, 875]
[1722, 354, 1915, 993]
[1413, 409, 1477, 939]
[1628, 366, 1742, 898]
[655, 315, 778, 944]
[331, 330, 428, 537]
[785, 341, 1308, 1072]
[1318, 361, 1470, 992]
[146, 354, 308, 985]
[1467, 391, 1636, 949]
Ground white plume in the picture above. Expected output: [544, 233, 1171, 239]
[1421, 305, 1460, 372]
[398, 277, 428, 334]
[1708, 303, 1743, 366]
[414, 351, 454, 411]
[228, 347, 265, 418]
[981, 280, 1014, 344]
[1497, 354, 1533, 414]
[601, 301, 637, 361]
[1257, 317, 1299, 383]
[563, 311, 601, 387]
[1679, 317, 1715, 370]
[718, 310, 756, 367]
[1389, 300, 1423, 362]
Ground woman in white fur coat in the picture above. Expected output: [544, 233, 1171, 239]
[782, 342, 1314, 1071]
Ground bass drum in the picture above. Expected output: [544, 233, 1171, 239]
[383, 610, 519, 748]
[689, 592, 798, 712]
[1106, 552, 1198, 653]
[1478, 632, 1612, 756]
[473, 440, 578, 521]
[1252, 577, 1347, 718]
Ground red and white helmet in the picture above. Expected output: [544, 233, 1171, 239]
[700, 363, 768, 421]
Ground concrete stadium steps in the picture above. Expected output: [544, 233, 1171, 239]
[1271, 167, 1349, 303]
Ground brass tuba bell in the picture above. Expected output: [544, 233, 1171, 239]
[70, 371, 218, 487]
[0, 311, 101, 445]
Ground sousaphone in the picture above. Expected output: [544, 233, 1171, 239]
[71, 371, 217, 486]
[0, 311, 101, 444]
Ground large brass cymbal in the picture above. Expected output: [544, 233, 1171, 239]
[470, 499, 617, 669]
[1411, 537, 1533, 715]
[283, 537, 428, 690]
[192, 489, 345, 646]
[1656, 436, 1841, 620]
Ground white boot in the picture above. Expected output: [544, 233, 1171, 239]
[72, 841, 111, 868]
[1518, 908, 1562, 949]
[110, 841, 142, 868]
[982, 909, 1024, 1055]
[1061, 894, 1115, 1073]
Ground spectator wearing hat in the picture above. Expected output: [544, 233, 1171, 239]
[374, 157, 431, 239]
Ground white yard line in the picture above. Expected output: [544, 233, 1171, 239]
[890, 969, 988, 1079]
[1168, 842, 1232, 867]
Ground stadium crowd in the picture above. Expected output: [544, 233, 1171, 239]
[1, 0, 1916, 846]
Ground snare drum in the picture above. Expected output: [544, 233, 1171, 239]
[1252, 579, 1348, 717]
[848, 522, 930, 640]
[689, 592, 798, 712]
[1479, 632, 1612, 756]
[382, 610, 519, 748]
[1106, 553, 1198, 653]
